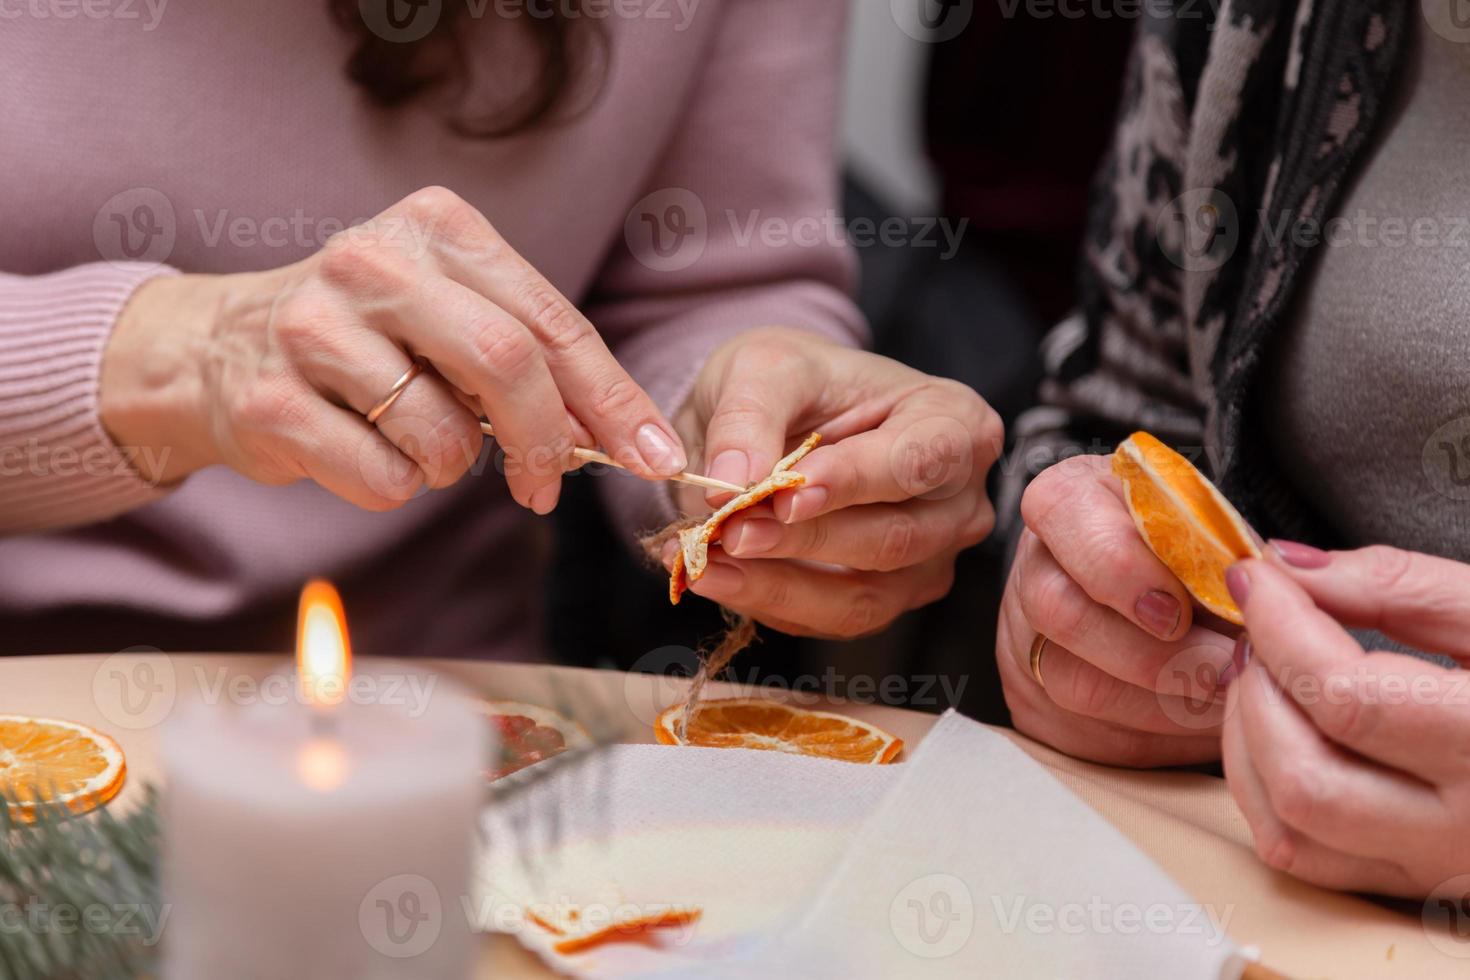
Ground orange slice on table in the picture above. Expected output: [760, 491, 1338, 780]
[1112, 431, 1262, 625]
[655, 697, 902, 764]
[0, 715, 126, 822]
[479, 700, 592, 781]
[526, 904, 704, 955]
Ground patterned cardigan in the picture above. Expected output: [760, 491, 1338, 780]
[1004, 0, 1408, 546]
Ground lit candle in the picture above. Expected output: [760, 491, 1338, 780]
[162, 581, 484, 978]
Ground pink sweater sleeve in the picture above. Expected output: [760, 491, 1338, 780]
[0, 262, 180, 533]
[587, 0, 867, 537]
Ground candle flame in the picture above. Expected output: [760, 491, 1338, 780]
[296, 579, 351, 709]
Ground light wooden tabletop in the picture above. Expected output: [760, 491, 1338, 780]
[3, 653, 1462, 978]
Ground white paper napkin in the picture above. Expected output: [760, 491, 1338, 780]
[476, 712, 1247, 980]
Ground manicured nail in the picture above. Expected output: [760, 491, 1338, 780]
[1232, 633, 1253, 676]
[1270, 539, 1332, 569]
[1135, 590, 1182, 640]
[529, 482, 560, 515]
[783, 486, 828, 524]
[691, 559, 744, 597]
[636, 424, 687, 477]
[1215, 658, 1238, 691]
[1225, 564, 1251, 610]
[707, 450, 750, 491]
[724, 518, 781, 557]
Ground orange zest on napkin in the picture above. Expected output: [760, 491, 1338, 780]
[526, 905, 703, 954]
[1112, 431, 1262, 625]
[655, 697, 902, 764]
[0, 715, 126, 821]
[668, 433, 822, 604]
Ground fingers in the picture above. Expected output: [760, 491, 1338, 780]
[1222, 687, 1419, 895]
[1232, 558, 1470, 778]
[696, 345, 823, 507]
[1030, 635, 1226, 736]
[772, 381, 1001, 525]
[289, 402, 425, 512]
[720, 492, 990, 571]
[1020, 455, 1194, 641]
[682, 552, 954, 639]
[382, 274, 572, 512]
[287, 325, 483, 491]
[1273, 543, 1470, 662]
[431, 229, 685, 479]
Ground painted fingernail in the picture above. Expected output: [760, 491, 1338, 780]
[783, 486, 828, 524]
[1232, 633, 1253, 676]
[724, 518, 781, 557]
[1270, 539, 1332, 569]
[1225, 564, 1251, 610]
[692, 559, 744, 597]
[708, 450, 749, 490]
[1215, 658, 1238, 691]
[1135, 590, 1182, 640]
[636, 424, 687, 477]
[529, 482, 560, 515]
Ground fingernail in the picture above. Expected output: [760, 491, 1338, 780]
[707, 450, 749, 490]
[724, 518, 781, 557]
[660, 539, 678, 569]
[636, 424, 687, 477]
[1135, 590, 1182, 640]
[692, 559, 744, 597]
[1270, 539, 1332, 569]
[1215, 658, 1238, 691]
[1232, 633, 1253, 676]
[529, 482, 560, 515]
[783, 486, 828, 524]
[1225, 564, 1251, 610]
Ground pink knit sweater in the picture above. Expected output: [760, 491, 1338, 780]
[0, 1, 863, 657]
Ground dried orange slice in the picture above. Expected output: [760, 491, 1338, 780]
[526, 904, 703, 954]
[669, 433, 822, 604]
[655, 697, 902, 764]
[478, 700, 591, 781]
[1112, 431, 1262, 625]
[0, 715, 126, 821]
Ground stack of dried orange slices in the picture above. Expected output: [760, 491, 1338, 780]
[0, 715, 126, 822]
[1112, 430, 1262, 624]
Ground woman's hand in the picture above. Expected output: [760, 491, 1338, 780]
[664, 327, 1001, 638]
[1222, 544, 1470, 899]
[996, 454, 1236, 767]
[100, 186, 686, 512]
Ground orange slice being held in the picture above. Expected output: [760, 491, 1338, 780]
[655, 697, 902, 764]
[1112, 431, 1262, 625]
[0, 715, 126, 822]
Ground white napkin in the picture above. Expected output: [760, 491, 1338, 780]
[476, 712, 1247, 979]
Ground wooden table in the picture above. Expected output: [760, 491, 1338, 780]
[3, 653, 1463, 978]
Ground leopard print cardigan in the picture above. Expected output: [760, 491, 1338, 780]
[1003, 0, 1409, 547]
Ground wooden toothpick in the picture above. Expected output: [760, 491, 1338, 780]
[479, 422, 746, 495]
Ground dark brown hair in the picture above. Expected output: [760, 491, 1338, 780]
[329, 1, 605, 137]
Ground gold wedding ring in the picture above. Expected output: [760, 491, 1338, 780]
[1028, 634, 1050, 689]
[366, 358, 426, 424]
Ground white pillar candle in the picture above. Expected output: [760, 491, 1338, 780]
[161, 584, 484, 979]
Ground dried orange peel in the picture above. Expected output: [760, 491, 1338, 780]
[0, 715, 126, 821]
[527, 905, 704, 955]
[668, 433, 822, 604]
[1112, 431, 1262, 625]
[655, 697, 902, 764]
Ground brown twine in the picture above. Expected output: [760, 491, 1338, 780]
[639, 521, 759, 739]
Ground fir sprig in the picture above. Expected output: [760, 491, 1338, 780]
[0, 788, 162, 980]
